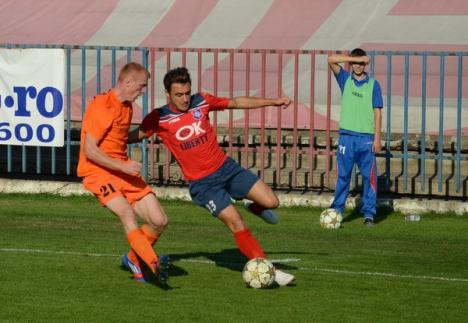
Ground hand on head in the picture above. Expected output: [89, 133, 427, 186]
[352, 56, 370, 66]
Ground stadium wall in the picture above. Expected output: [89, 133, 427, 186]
[0, 0, 467, 200]
[0, 45, 466, 200]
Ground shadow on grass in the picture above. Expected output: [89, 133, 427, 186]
[169, 248, 300, 288]
[169, 248, 301, 273]
[121, 249, 304, 289]
[120, 257, 185, 290]
[341, 203, 393, 225]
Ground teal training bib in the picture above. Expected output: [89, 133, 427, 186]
[340, 76, 375, 134]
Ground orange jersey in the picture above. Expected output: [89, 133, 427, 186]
[77, 90, 133, 177]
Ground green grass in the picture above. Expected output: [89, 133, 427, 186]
[0, 193, 467, 323]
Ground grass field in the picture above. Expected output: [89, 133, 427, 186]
[0, 193, 467, 323]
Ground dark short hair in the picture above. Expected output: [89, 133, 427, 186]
[350, 48, 367, 57]
[163, 67, 192, 92]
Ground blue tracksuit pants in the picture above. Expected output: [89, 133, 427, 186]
[331, 133, 377, 218]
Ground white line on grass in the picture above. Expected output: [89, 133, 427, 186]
[0, 248, 116, 257]
[303, 267, 468, 283]
[2, 247, 467, 283]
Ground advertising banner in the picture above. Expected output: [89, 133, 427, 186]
[0, 48, 65, 146]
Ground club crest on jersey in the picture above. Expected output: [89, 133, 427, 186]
[192, 108, 202, 120]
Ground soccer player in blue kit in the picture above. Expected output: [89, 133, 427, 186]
[327, 48, 383, 227]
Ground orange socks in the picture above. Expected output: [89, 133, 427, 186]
[127, 228, 159, 273]
[140, 224, 160, 245]
[127, 224, 161, 270]
[234, 229, 266, 259]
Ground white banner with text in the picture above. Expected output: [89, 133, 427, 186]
[0, 48, 65, 146]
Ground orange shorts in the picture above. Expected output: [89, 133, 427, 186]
[82, 171, 154, 206]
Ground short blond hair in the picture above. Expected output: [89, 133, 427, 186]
[118, 62, 150, 82]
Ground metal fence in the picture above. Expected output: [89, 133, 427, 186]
[0, 44, 466, 198]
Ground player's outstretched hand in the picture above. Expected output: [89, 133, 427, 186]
[275, 97, 291, 109]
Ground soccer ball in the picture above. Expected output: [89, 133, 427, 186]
[320, 208, 343, 229]
[242, 258, 276, 289]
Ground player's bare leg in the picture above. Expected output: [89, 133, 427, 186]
[134, 194, 168, 234]
[244, 180, 279, 224]
[106, 196, 140, 233]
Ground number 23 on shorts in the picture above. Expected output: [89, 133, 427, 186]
[205, 200, 216, 214]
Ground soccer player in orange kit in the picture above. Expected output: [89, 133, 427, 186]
[77, 62, 169, 284]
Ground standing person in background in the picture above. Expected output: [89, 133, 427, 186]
[77, 62, 169, 284]
[128, 67, 295, 286]
[327, 48, 383, 227]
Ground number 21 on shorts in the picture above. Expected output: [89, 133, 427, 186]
[100, 183, 116, 197]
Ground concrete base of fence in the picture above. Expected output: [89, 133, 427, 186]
[0, 178, 466, 215]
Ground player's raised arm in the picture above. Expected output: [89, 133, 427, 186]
[327, 54, 370, 75]
[227, 96, 290, 109]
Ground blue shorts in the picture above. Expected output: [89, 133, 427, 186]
[188, 157, 259, 216]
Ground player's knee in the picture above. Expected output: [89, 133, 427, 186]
[148, 215, 169, 232]
[264, 195, 279, 209]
